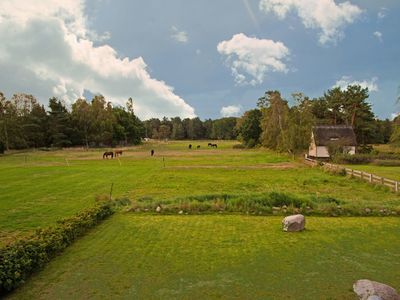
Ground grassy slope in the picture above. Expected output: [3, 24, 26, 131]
[7, 214, 400, 300]
[1, 141, 399, 244]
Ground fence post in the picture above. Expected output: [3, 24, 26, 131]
[395, 181, 399, 192]
[369, 174, 372, 183]
[360, 171, 363, 180]
[381, 177, 384, 185]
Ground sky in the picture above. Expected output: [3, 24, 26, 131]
[0, 0, 399, 120]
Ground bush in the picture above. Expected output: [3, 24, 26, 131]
[372, 159, 400, 166]
[0, 202, 114, 293]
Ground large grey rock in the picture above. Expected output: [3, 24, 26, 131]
[282, 214, 305, 232]
[354, 279, 400, 300]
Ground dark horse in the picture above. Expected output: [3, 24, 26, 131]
[115, 150, 123, 157]
[103, 151, 114, 159]
[151, 149, 155, 156]
[188, 144, 192, 149]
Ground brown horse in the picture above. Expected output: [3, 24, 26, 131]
[115, 150, 123, 157]
[103, 151, 114, 159]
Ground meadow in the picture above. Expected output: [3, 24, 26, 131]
[1, 140, 400, 298]
[6, 215, 400, 299]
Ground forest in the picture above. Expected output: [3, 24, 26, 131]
[0, 85, 398, 154]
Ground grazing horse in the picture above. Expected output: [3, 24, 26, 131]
[188, 144, 192, 149]
[103, 151, 114, 159]
[151, 149, 155, 156]
[197, 145, 200, 149]
[208, 143, 212, 147]
[115, 150, 123, 157]
[212, 143, 218, 148]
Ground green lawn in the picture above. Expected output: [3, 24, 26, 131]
[6, 214, 400, 300]
[1, 141, 399, 244]
[343, 163, 400, 181]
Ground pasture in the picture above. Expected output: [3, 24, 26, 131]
[6, 215, 400, 299]
[1, 140, 400, 298]
[1, 141, 399, 244]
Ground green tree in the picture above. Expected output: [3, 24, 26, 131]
[259, 91, 289, 150]
[171, 117, 185, 140]
[211, 117, 238, 140]
[280, 93, 315, 155]
[236, 110, 262, 147]
[48, 97, 73, 147]
[71, 98, 92, 148]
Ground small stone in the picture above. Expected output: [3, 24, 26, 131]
[282, 214, 305, 232]
[282, 205, 287, 209]
[178, 210, 183, 214]
[353, 279, 400, 300]
[365, 208, 371, 214]
[337, 205, 341, 209]
[156, 206, 161, 213]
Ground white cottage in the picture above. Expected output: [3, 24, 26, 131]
[308, 125, 357, 158]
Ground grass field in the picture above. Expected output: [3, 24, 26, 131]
[6, 215, 400, 299]
[1, 141, 400, 299]
[343, 163, 400, 181]
[1, 140, 399, 245]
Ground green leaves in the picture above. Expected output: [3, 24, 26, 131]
[0, 203, 114, 293]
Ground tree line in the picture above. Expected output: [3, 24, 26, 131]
[0, 85, 396, 154]
[0, 93, 144, 150]
[0, 92, 238, 151]
[236, 85, 393, 154]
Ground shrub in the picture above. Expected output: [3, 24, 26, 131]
[372, 159, 400, 166]
[0, 202, 114, 293]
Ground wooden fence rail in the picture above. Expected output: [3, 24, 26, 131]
[304, 157, 400, 192]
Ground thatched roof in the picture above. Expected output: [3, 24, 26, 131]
[312, 126, 357, 146]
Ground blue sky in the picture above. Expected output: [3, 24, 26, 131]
[0, 0, 399, 119]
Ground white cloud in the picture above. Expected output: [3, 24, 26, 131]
[0, 0, 195, 119]
[220, 105, 242, 117]
[171, 26, 188, 43]
[373, 31, 383, 42]
[259, 0, 363, 45]
[217, 33, 290, 86]
[334, 76, 379, 92]
[391, 113, 399, 121]
[378, 7, 387, 19]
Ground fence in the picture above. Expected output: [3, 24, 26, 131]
[304, 157, 400, 193]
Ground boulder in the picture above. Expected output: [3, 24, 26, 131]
[282, 214, 305, 232]
[156, 206, 161, 213]
[353, 279, 400, 300]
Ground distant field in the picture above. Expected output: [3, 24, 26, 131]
[7, 215, 400, 299]
[343, 164, 400, 181]
[1, 140, 400, 245]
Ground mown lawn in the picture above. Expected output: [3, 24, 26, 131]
[1, 140, 399, 244]
[6, 214, 400, 300]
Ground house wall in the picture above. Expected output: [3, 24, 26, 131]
[316, 146, 330, 158]
[310, 146, 356, 158]
[346, 146, 356, 155]
[308, 133, 317, 157]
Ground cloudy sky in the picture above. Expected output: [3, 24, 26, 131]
[0, 0, 399, 120]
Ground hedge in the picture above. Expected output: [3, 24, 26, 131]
[0, 202, 114, 293]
